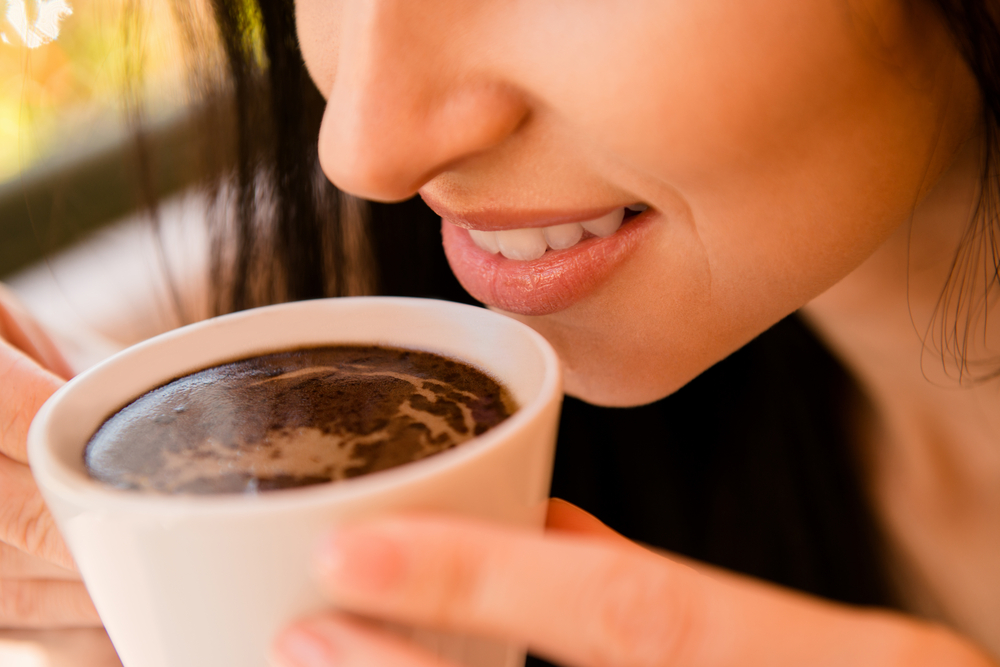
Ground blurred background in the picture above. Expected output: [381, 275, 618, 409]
[0, 0, 237, 377]
[1, 0, 205, 279]
[0, 0, 470, 365]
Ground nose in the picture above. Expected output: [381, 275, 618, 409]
[317, 1, 528, 202]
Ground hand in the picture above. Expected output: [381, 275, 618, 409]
[272, 499, 996, 667]
[0, 285, 101, 628]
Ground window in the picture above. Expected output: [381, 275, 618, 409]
[1, 0, 196, 277]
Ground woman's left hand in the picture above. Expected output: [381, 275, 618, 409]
[271, 499, 996, 667]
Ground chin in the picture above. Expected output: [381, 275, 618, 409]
[502, 310, 703, 407]
[493, 306, 715, 408]
[560, 359, 692, 408]
[496, 301, 754, 409]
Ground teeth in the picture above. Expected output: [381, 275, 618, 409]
[495, 227, 548, 261]
[543, 223, 584, 250]
[467, 206, 636, 259]
[468, 229, 500, 254]
[580, 208, 624, 238]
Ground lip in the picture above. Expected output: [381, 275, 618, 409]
[440, 208, 656, 316]
[422, 195, 624, 231]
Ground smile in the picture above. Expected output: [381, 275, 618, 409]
[438, 203, 656, 316]
[467, 205, 648, 261]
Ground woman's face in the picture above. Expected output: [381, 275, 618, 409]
[296, 0, 980, 406]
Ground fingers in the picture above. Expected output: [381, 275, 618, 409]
[0, 340, 64, 464]
[0, 290, 97, 632]
[273, 614, 453, 667]
[0, 455, 76, 571]
[309, 516, 709, 667]
[305, 517, 999, 667]
[0, 578, 102, 629]
[0, 457, 97, 630]
[0, 284, 73, 380]
[0, 543, 80, 581]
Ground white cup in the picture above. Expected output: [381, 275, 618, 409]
[28, 297, 563, 667]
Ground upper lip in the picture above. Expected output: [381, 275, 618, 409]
[420, 190, 627, 232]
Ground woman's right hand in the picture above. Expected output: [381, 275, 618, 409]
[0, 285, 102, 628]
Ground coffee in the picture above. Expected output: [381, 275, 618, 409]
[84, 345, 516, 494]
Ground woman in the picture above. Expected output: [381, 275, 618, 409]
[1, 0, 999, 665]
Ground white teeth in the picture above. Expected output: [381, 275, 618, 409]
[467, 206, 634, 259]
[626, 203, 648, 212]
[495, 227, 548, 261]
[468, 229, 500, 254]
[543, 223, 584, 250]
[580, 208, 624, 238]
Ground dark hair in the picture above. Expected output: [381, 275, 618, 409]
[182, 0, 999, 614]
[926, 0, 1000, 382]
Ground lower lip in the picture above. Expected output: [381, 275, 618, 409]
[440, 210, 656, 316]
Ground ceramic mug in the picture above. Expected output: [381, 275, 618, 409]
[28, 297, 563, 667]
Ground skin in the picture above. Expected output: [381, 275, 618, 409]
[297, 0, 980, 407]
[271, 504, 994, 667]
[1, 0, 996, 664]
[280, 0, 998, 665]
[0, 286, 101, 628]
[802, 136, 1000, 652]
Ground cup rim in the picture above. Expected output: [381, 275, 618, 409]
[28, 297, 562, 517]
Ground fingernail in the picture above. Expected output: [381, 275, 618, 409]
[315, 527, 405, 596]
[272, 627, 338, 667]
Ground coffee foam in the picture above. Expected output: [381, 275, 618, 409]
[84, 346, 515, 494]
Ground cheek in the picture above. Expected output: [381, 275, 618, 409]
[506, 170, 911, 407]
[511, 1, 856, 181]
[505, 10, 967, 406]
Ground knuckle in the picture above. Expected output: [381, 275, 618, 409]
[585, 555, 704, 667]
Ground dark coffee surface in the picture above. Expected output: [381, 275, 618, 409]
[84, 346, 516, 494]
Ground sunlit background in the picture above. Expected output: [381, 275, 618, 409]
[1, 0, 189, 183]
[0, 0, 223, 280]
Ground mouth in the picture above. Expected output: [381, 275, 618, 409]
[438, 203, 656, 316]
[465, 204, 648, 260]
